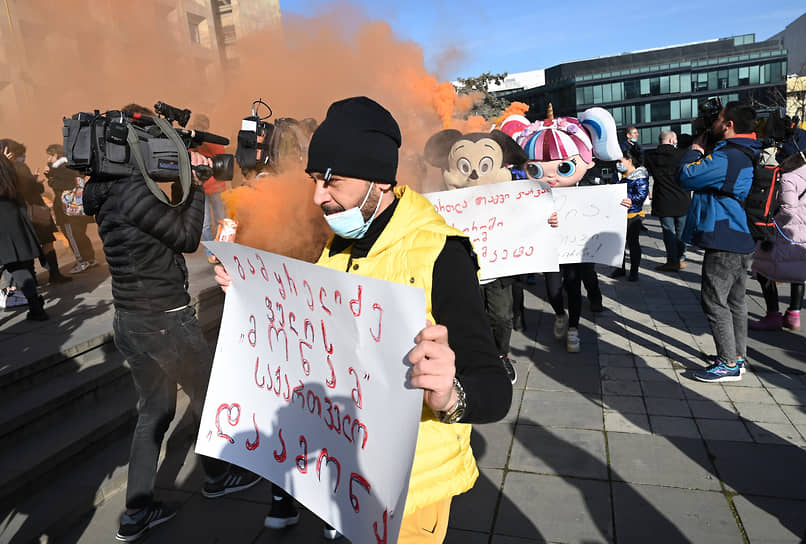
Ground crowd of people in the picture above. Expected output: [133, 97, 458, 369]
[2, 97, 805, 542]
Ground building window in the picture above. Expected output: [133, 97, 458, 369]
[625, 79, 640, 99]
[750, 65, 760, 85]
[593, 85, 603, 104]
[612, 82, 623, 101]
[671, 100, 681, 120]
[640, 79, 650, 96]
[681, 73, 691, 93]
[660, 76, 670, 94]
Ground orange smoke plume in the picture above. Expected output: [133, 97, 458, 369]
[493, 102, 530, 127]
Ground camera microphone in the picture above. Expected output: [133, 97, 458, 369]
[182, 129, 229, 146]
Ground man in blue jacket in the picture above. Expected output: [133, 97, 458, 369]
[677, 102, 760, 383]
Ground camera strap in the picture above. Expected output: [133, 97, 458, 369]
[126, 117, 192, 207]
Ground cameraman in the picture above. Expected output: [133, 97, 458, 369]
[677, 102, 760, 383]
[83, 104, 260, 542]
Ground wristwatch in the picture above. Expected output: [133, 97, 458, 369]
[439, 377, 466, 424]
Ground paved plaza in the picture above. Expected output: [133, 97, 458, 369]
[5, 221, 806, 543]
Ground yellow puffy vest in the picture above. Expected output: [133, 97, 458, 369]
[316, 186, 479, 516]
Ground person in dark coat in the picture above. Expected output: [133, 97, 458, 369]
[645, 130, 691, 271]
[0, 154, 48, 320]
[1, 139, 71, 283]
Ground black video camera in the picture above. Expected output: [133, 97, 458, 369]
[62, 102, 234, 185]
[692, 97, 723, 150]
[235, 99, 277, 176]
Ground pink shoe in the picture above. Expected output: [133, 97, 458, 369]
[783, 310, 801, 331]
[749, 312, 783, 330]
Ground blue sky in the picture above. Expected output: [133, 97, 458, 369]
[280, 1, 805, 81]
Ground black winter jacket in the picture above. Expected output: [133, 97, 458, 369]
[645, 144, 691, 217]
[83, 175, 205, 311]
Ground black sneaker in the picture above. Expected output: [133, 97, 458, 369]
[501, 355, 517, 385]
[202, 466, 262, 498]
[115, 502, 176, 542]
[264, 491, 300, 529]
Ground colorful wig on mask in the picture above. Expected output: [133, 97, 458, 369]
[501, 106, 621, 162]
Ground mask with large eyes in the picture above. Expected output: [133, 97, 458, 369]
[424, 129, 528, 190]
[525, 155, 593, 187]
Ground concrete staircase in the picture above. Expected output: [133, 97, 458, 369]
[0, 276, 225, 543]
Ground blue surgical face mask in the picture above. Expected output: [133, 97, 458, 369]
[616, 162, 627, 173]
[323, 182, 382, 239]
[629, 137, 638, 143]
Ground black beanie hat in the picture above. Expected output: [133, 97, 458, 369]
[306, 96, 401, 185]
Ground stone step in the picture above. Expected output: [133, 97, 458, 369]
[0, 393, 196, 543]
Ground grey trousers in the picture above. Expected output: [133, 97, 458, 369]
[701, 249, 753, 364]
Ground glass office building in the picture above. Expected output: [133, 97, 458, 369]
[506, 35, 788, 147]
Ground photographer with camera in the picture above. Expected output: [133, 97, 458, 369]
[78, 103, 259, 541]
[677, 101, 760, 383]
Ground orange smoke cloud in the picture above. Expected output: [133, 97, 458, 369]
[1, 1, 492, 257]
[493, 101, 530, 126]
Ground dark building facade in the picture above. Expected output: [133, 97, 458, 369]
[506, 34, 788, 147]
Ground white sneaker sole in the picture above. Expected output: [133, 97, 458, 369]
[264, 513, 300, 529]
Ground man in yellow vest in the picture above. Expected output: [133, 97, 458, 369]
[216, 96, 512, 542]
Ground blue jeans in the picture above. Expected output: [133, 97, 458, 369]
[701, 249, 752, 365]
[202, 192, 227, 257]
[113, 306, 227, 509]
[659, 215, 687, 264]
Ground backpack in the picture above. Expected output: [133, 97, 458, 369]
[61, 176, 86, 216]
[724, 142, 781, 242]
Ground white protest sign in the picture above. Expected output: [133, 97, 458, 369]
[197, 241, 425, 544]
[552, 184, 628, 266]
[424, 180, 560, 280]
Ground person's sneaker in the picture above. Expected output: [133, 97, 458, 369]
[654, 262, 680, 272]
[115, 502, 176, 542]
[323, 525, 343, 540]
[693, 359, 741, 383]
[704, 354, 747, 375]
[86, 259, 98, 268]
[749, 312, 783, 331]
[69, 261, 90, 274]
[202, 466, 262, 498]
[783, 310, 801, 331]
[553, 312, 568, 341]
[264, 493, 300, 529]
[500, 355, 517, 384]
[566, 327, 580, 353]
[610, 268, 626, 278]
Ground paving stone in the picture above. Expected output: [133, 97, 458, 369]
[708, 441, 806, 499]
[755, 372, 806, 390]
[600, 366, 638, 381]
[645, 397, 690, 417]
[598, 354, 634, 367]
[602, 380, 642, 396]
[634, 355, 675, 369]
[520, 390, 602, 430]
[612, 483, 742, 544]
[636, 367, 678, 382]
[681, 380, 731, 402]
[649, 415, 700, 438]
[604, 411, 650, 435]
[732, 495, 806, 544]
[698, 419, 753, 442]
[509, 426, 608, 480]
[496, 472, 612, 542]
[687, 400, 739, 420]
[766, 387, 806, 406]
[780, 405, 806, 424]
[471, 424, 514, 470]
[746, 420, 806, 447]
[733, 401, 789, 423]
[642, 380, 686, 399]
[725, 386, 777, 404]
[608, 434, 721, 490]
[500, 387, 524, 424]
[602, 395, 646, 414]
[449, 467, 503, 534]
[525, 365, 601, 395]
